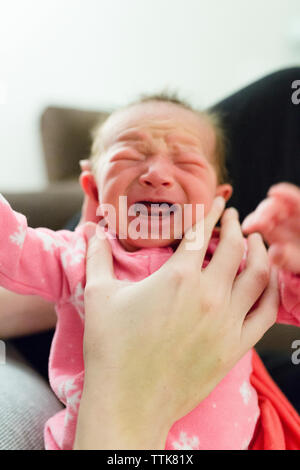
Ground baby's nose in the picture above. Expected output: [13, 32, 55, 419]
[139, 165, 174, 188]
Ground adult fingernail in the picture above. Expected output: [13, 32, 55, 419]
[214, 196, 225, 209]
[226, 207, 239, 218]
[252, 231, 261, 239]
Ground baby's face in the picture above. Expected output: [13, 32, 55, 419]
[94, 102, 231, 251]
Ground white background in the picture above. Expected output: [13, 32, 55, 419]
[0, 0, 299, 191]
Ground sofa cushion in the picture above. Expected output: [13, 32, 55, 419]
[0, 344, 63, 450]
[40, 106, 109, 183]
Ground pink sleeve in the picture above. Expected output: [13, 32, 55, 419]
[0, 194, 78, 302]
[277, 269, 300, 327]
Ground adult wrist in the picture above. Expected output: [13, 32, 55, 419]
[74, 375, 170, 449]
[74, 399, 169, 449]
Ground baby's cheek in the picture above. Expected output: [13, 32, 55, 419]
[187, 180, 215, 210]
[198, 193, 215, 218]
[203, 199, 214, 216]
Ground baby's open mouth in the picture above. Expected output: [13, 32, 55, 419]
[133, 201, 179, 218]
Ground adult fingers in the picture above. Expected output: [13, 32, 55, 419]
[240, 267, 279, 353]
[168, 196, 226, 270]
[83, 222, 116, 284]
[230, 233, 270, 315]
[204, 208, 245, 290]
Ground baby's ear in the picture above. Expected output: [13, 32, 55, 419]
[215, 184, 233, 202]
[79, 170, 99, 202]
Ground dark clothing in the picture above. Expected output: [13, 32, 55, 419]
[211, 67, 300, 222]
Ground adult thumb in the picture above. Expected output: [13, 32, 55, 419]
[83, 222, 115, 282]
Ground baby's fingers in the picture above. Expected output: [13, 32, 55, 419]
[240, 267, 279, 353]
[269, 243, 300, 274]
[268, 183, 300, 209]
[242, 198, 278, 234]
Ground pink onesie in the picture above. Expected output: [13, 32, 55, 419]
[0, 194, 299, 450]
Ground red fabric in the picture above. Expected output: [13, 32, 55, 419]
[249, 350, 300, 450]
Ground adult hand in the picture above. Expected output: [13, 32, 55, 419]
[74, 197, 279, 450]
[242, 183, 300, 273]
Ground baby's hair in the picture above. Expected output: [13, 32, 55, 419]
[89, 91, 229, 183]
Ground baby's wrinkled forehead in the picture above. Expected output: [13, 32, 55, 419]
[100, 102, 217, 154]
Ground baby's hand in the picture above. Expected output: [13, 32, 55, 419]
[242, 183, 300, 273]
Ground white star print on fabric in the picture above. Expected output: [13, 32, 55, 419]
[240, 380, 252, 405]
[10, 225, 26, 247]
[36, 232, 85, 269]
[59, 236, 86, 269]
[68, 390, 81, 413]
[172, 432, 200, 450]
[57, 377, 82, 426]
[57, 377, 77, 403]
[64, 408, 73, 427]
[36, 231, 62, 253]
[61, 245, 85, 269]
[69, 282, 85, 320]
[70, 238, 86, 266]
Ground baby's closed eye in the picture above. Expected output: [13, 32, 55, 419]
[173, 151, 208, 169]
[110, 150, 145, 162]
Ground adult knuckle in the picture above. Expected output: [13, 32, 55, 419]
[266, 310, 277, 329]
[85, 280, 113, 307]
[249, 232, 266, 250]
[252, 263, 270, 285]
[85, 279, 108, 297]
[225, 232, 244, 254]
[201, 297, 215, 314]
[168, 264, 190, 284]
[84, 281, 99, 298]
[202, 291, 223, 313]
